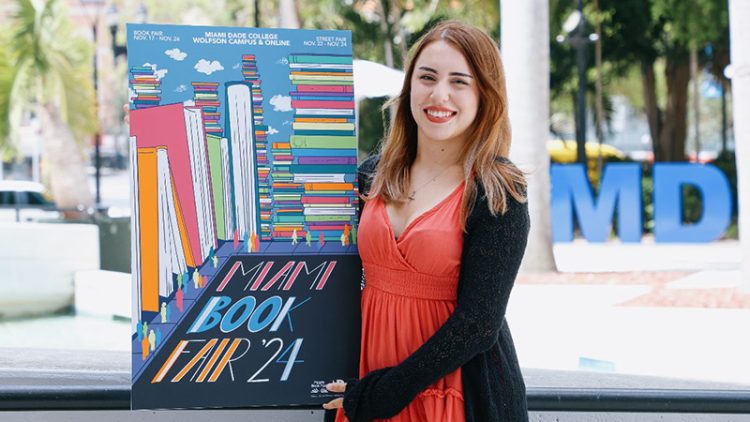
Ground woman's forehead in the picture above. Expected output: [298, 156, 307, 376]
[414, 41, 472, 75]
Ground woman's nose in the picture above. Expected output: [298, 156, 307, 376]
[429, 81, 451, 102]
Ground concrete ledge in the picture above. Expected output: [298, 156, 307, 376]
[0, 223, 99, 318]
[74, 270, 131, 319]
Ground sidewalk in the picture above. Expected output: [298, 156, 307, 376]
[510, 240, 750, 385]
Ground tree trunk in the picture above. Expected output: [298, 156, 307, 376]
[641, 61, 661, 161]
[378, 0, 395, 68]
[278, 0, 300, 29]
[502, 0, 557, 272]
[690, 45, 701, 161]
[659, 57, 690, 162]
[593, 0, 605, 179]
[38, 103, 94, 217]
[729, 0, 750, 287]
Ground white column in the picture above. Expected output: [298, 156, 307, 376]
[729, 0, 750, 286]
[502, 0, 557, 271]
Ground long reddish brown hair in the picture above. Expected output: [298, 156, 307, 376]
[368, 20, 527, 227]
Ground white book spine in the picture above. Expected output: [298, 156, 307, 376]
[303, 208, 357, 216]
[129, 136, 141, 332]
[184, 107, 217, 262]
[157, 148, 184, 299]
[293, 174, 346, 183]
[220, 137, 234, 240]
[227, 84, 258, 240]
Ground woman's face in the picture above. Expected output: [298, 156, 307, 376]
[409, 40, 480, 147]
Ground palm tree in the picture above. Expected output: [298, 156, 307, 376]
[278, 0, 301, 28]
[501, 0, 557, 272]
[729, 0, 750, 286]
[0, 0, 97, 212]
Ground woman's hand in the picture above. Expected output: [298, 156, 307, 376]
[322, 381, 347, 410]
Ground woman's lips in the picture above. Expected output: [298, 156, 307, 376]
[423, 108, 457, 123]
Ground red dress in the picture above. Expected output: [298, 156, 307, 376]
[336, 182, 466, 422]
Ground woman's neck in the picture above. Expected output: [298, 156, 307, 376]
[413, 136, 463, 171]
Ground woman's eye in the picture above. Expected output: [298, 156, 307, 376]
[419, 75, 436, 81]
[452, 79, 469, 85]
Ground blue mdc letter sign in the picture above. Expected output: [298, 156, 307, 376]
[551, 163, 732, 243]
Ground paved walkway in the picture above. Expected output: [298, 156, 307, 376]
[509, 240, 750, 385]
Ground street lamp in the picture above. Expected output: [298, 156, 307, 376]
[107, 5, 126, 59]
[80, 0, 106, 209]
[556, 0, 598, 166]
[108, 3, 148, 57]
[108, 4, 147, 170]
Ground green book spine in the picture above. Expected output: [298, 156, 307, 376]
[290, 136, 357, 149]
[289, 55, 353, 65]
[206, 137, 226, 240]
[274, 215, 306, 223]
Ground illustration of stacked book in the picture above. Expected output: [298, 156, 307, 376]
[226, 82, 260, 242]
[130, 66, 162, 109]
[130, 103, 218, 317]
[288, 54, 358, 242]
[269, 137, 305, 240]
[191, 81, 233, 241]
[242, 54, 272, 241]
[192, 82, 222, 135]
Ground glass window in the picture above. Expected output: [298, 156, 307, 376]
[27, 191, 51, 206]
[0, 191, 16, 205]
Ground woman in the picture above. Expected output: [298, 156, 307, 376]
[323, 20, 530, 422]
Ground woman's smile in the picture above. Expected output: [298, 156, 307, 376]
[424, 106, 458, 123]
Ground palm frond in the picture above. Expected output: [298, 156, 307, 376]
[1, 0, 96, 154]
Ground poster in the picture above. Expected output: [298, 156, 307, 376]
[127, 23, 361, 410]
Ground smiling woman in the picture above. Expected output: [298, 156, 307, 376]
[325, 20, 529, 422]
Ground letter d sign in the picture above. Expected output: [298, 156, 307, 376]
[653, 163, 732, 243]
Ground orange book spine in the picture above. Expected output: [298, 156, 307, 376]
[137, 148, 159, 312]
[304, 183, 354, 191]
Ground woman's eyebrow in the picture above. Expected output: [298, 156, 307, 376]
[418, 66, 438, 74]
[417, 66, 473, 79]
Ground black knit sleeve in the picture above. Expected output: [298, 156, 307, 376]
[358, 155, 379, 194]
[357, 154, 379, 220]
[341, 186, 530, 421]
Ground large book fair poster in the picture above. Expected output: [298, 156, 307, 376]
[127, 24, 361, 410]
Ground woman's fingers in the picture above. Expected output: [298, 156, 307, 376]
[322, 397, 344, 410]
[123, 103, 129, 124]
[321, 382, 346, 409]
[326, 382, 346, 393]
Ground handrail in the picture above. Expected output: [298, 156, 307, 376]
[2, 383, 750, 413]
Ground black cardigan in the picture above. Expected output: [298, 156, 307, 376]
[327, 155, 530, 422]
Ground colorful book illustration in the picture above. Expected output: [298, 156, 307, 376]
[128, 24, 360, 410]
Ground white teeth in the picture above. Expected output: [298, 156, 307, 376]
[426, 110, 454, 118]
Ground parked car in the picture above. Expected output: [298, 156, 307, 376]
[0, 180, 61, 222]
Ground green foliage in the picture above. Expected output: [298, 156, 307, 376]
[357, 97, 388, 156]
[711, 150, 738, 216]
[0, 0, 97, 155]
[0, 40, 13, 154]
[652, 0, 729, 49]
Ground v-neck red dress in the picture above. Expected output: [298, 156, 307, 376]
[336, 182, 466, 422]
